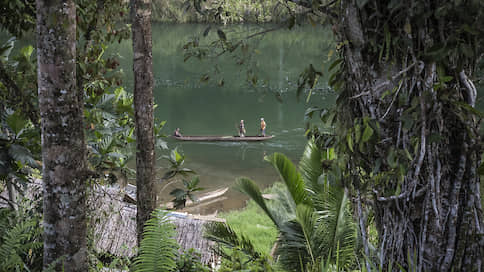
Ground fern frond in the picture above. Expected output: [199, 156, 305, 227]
[133, 209, 178, 272]
[0, 218, 40, 271]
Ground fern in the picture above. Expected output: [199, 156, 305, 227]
[0, 217, 43, 271]
[133, 209, 179, 272]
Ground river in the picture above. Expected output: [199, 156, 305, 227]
[113, 23, 336, 213]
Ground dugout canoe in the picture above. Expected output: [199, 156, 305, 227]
[171, 135, 274, 142]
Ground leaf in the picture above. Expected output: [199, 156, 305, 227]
[0, 37, 15, 62]
[236, 178, 280, 227]
[347, 133, 353, 152]
[20, 45, 33, 59]
[203, 26, 211, 37]
[299, 139, 323, 194]
[361, 125, 374, 143]
[386, 148, 397, 168]
[265, 153, 308, 206]
[216, 29, 226, 41]
[133, 209, 178, 271]
[170, 188, 186, 199]
[328, 59, 343, 71]
[8, 144, 38, 168]
[6, 111, 28, 136]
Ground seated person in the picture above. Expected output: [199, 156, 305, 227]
[173, 128, 182, 137]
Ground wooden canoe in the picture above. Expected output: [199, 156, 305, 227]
[171, 135, 274, 142]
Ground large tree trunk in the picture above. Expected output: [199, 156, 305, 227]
[333, 0, 484, 270]
[37, 0, 88, 270]
[131, 0, 156, 245]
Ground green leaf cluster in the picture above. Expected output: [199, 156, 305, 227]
[209, 139, 358, 271]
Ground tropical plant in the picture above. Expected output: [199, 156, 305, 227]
[162, 148, 195, 180]
[0, 208, 43, 272]
[0, 109, 40, 210]
[235, 139, 357, 271]
[204, 221, 274, 272]
[132, 209, 179, 272]
[170, 176, 205, 209]
[175, 248, 210, 272]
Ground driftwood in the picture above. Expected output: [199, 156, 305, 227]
[163, 187, 229, 210]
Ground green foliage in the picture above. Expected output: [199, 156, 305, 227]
[162, 148, 195, 180]
[152, 0, 297, 23]
[0, 0, 35, 37]
[133, 209, 179, 272]
[235, 139, 358, 271]
[0, 208, 43, 272]
[220, 195, 278, 254]
[169, 176, 205, 209]
[204, 221, 274, 271]
[175, 249, 210, 272]
[0, 108, 40, 197]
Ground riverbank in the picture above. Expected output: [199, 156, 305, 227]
[152, 0, 303, 23]
[219, 183, 281, 254]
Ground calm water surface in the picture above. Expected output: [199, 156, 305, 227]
[115, 24, 337, 213]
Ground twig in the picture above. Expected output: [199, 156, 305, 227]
[380, 80, 403, 120]
[216, 25, 285, 57]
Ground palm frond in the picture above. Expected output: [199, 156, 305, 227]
[276, 219, 311, 271]
[316, 184, 357, 269]
[266, 183, 297, 224]
[299, 138, 323, 194]
[265, 153, 309, 206]
[236, 177, 280, 227]
[133, 209, 178, 272]
[203, 221, 260, 260]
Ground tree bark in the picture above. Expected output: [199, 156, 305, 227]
[131, 0, 156, 245]
[37, 0, 88, 270]
[334, 0, 484, 270]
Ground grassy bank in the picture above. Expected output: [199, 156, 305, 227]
[219, 184, 279, 254]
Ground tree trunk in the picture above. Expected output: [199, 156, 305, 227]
[334, 1, 484, 270]
[37, 0, 88, 270]
[131, 0, 156, 245]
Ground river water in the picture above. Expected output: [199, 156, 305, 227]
[113, 23, 336, 213]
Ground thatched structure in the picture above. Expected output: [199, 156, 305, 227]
[1, 181, 222, 267]
[89, 184, 222, 266]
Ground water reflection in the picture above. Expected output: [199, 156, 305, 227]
[113, 23, 336, 213]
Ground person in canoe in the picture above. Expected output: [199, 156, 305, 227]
[173, 128, 182, 137]
[260, 117, 266, 136]
[239, 120, 246, 137]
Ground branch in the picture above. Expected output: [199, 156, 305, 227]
[440, 144, 467, 271]
[412, 93, 427, 197]
[459, 70, 477, 107]
[373, 186, 426, 202]
[216, 25, 285, 57]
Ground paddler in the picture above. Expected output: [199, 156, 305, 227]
[260, 117, 266, 136]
